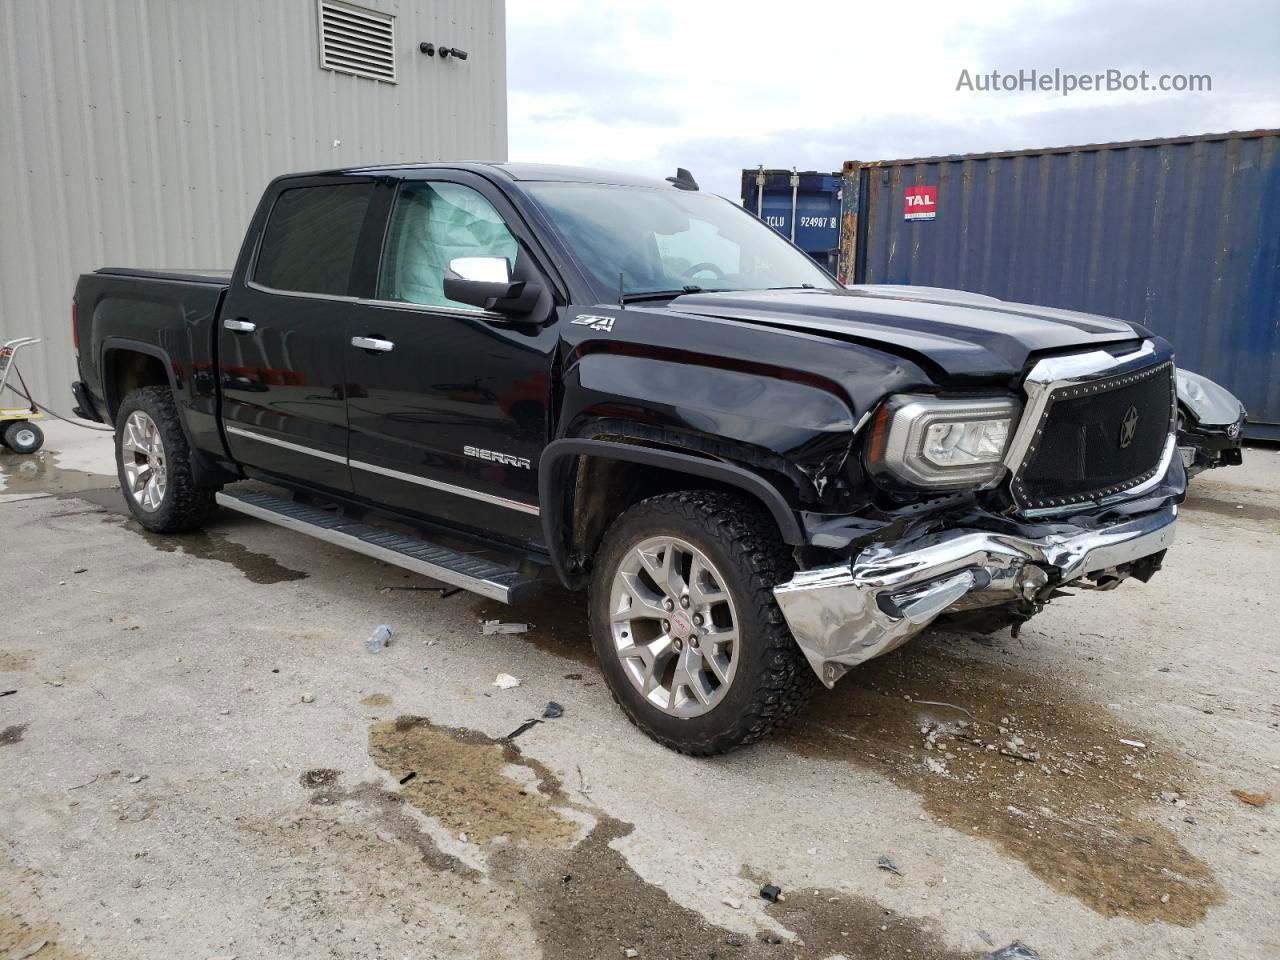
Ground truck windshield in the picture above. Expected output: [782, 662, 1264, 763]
[523, 182, 838, 299]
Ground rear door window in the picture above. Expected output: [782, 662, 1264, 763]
[255, 183, 374, 296]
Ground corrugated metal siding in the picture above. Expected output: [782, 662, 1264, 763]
[0, 0, 507, 413]
[842, 131, 1280, 432]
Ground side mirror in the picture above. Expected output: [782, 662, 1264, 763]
[443, 256, 542, 314]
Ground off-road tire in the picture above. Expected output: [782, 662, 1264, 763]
[588, 490, 815, 755]
[115, 386, 218, 533]
[2, 420, 43, 454]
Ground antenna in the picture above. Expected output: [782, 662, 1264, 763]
[618, 271, 625, 309]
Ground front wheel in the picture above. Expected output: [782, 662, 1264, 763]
[115, 386, 217, 533]
[588, 490, 815, 755]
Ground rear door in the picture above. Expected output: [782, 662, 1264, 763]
[344, 173, 559, 545]
[218, 177, 379, 492]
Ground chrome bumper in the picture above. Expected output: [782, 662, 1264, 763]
[774, 504, 1178, 687]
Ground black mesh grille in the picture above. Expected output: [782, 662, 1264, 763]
[1012, 361, 1174, 509]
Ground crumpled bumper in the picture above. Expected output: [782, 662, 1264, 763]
[774, 503, 1178, 687]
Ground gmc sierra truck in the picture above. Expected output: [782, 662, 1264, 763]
[71, 163, 1184, 754]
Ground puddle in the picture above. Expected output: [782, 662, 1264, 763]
[491, 815, 981, 960]
[359, 693, 392, 707]
[0, 650, 33, 672]
[118, 518, 307, 584]
[472, 590, 594, 666]
[368, 716, 580, 847]
[0, 449, 111, 499]
[780, 646, 1223, 925]
[368, 716, 978, 959]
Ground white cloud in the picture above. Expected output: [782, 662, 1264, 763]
[507, 0, 1280, 198]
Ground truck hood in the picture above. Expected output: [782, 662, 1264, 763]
[665, 287, 1142, 379]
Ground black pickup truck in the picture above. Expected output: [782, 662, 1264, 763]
[71, 163, 1184, 754]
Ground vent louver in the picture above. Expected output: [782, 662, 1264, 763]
[318, 0, 396, 83]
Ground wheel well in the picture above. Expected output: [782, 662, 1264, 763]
[555, 450, 800, 588]
[104, 349, 170, 423]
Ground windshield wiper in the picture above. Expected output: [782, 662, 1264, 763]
[765, 284, 818, 290]
[620, 285, 725, 304]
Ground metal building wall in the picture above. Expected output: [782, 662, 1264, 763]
[0, 0, 507, 413]
[839, 131, 1280, 435]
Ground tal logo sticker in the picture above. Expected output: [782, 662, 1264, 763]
[904, 185, 938, 221]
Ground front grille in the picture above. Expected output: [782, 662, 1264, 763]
[1011, 361, 1174, 510]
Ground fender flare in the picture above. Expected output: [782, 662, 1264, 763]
[538, 437, 805, 587]
[100, 337, 181, 423]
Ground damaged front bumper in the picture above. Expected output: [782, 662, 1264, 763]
[774, 503, 1178, 687]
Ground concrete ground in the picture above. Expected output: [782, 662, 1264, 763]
[2, 420, 1278, 960]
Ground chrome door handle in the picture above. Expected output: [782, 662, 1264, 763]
[351, 336, 394, 352]
[224, 319, 256, 333]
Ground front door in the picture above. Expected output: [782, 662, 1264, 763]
[218, 178, 377, 492]
[344, 174, 557, 546]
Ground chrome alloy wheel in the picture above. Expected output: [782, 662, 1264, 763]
[608, 535, 739, 718]
[120, 410, 167, 512]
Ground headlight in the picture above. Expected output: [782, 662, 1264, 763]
[867, 395, 1022, 489]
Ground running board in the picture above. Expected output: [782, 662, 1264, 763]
[215, 488, 540, 603]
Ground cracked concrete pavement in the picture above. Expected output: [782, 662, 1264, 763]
[2, 421, 1278, 958]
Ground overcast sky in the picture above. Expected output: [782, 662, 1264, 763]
[506, 0, 1280, 199]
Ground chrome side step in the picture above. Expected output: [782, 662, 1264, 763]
[215, 488, 540, 603]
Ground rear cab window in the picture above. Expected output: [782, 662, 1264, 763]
[254, 183, 375, 296]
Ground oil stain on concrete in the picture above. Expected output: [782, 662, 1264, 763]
[367, 716, 983, 960]
[780, 645, 1224, 925]
[0, 856, 86, 960]
[359, 693, 392, 707]
[0, 649, 34, 672]
[0, 724, 28, 746]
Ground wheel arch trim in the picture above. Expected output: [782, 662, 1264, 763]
[538, 437, 805, 588]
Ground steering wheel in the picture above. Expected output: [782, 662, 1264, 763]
[680, 262, 725, 282]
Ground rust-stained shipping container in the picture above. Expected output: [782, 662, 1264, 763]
[837, 130, 1280, 437]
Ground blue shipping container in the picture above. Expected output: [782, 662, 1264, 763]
[837, 130, 1280, 437]
[739, 169, 842, 271]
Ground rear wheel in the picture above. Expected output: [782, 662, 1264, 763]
[2, 420, 43, 454]
[588, 490, 815, 755]
[115, 386, 217, 532]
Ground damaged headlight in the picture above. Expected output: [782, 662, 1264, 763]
[867, 395, 1022, 489]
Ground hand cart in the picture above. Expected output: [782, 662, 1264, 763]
[0, 337, 45, 454]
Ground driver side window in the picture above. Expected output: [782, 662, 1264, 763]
[378, 182, 519, 310]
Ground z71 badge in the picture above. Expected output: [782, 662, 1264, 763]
[571, 314, 615, 332]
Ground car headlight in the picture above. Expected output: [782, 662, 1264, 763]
[866, 395, 1022, 489]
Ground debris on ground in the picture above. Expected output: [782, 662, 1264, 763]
[759, 883, 783, 902]
[126, 774, 147, 784]
[542, 701, 564, 719]
[721, 896, 742, 909]
[0, 690, 16, 697]
[1230, 789, 1269, 807]
[482, 620, 529, 635]
[493, 673, 522, 689]
[364, 624, 392, 653]
[504, 718, 542, 740]
[300, 693, 315, 703]
[981, 941, 1042, 960]
[624, 949, 638, 958]
[1119, 739, 1147, 749]
[876, 856, 903, 876]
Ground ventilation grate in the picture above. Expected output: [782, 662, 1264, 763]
[317, 0, 396, 83]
